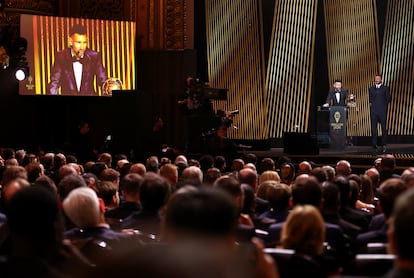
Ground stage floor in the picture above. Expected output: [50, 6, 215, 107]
[239, 144, 414, 173]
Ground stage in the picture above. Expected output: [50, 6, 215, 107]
[238, 143, 414, 174]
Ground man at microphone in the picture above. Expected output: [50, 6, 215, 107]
[323, 79, 349, 107]
[48, 24, 108, 95]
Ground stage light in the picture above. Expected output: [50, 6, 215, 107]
[15, 67, 28, 81]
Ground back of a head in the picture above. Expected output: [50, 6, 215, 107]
[1, 165, 28, 186]
[381, 154, 396, 170]
[266, 183, 291, 211]
[336, 160, 351, 176]
[140, 172, 170, 211]
[333, 175, 351, 207]
[100, 168, 120, 182]
[259, 170, 280, 184]
[378, 178, 407, 218]
[213, 175, 242, 199]
[281, 205, 325, 257]
[129, 163, 146, 176]
[213, 156, 226, 172]
[231, 159, 244, 172]
[292, 175, 322, 207]
[7, 186, 61, 241]
[58, 174, 87, 201]
[96, 180, 118, 206]
[204, 167, 221, 186]
[120, 173, 143, 195]
[63, 187, 101, 228]
[260, 158, 275, 173]
[244, 153, 257, 165]
[164, 187, 238, 240]
[390, 188, 414, 260]
[321, 181, 340, 211]
[146, 156, 159, 173]
[181, 166, 203, 186]
[33, 175, 58, 195]
[238, 168, 258, 187]
[199, 155, 214, 172]
[25, 162, 43, 183]
[90, 162, 108, 178]
[160, 163, 178, 185]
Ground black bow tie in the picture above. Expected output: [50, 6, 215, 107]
[71, 56, 84, 64]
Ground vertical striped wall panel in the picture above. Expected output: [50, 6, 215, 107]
[382, 0, 414, 135]
[266, 0, 318, 138]
[323, 0, 379, 136]
[205, 0, 267, 140]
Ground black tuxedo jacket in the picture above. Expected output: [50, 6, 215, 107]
[48, 48, 108, 95]
[325, 89, 349, 106]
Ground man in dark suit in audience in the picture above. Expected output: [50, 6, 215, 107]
[355, 178, 407, 252]
[266, 175, 353, 266]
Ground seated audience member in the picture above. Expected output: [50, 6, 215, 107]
[380, 154, 400, 182]
[96, 181, 119, 210]
[105, 173, 143, 221]
[214, 176, 255, 242]
[321, 181, 361, 240]
[99, 168, 120, 184]
[1, 178, 30, 213]
[334, 175, 370, 232]
[267, 175, 353, 267]
[297, 161, 313, 175]
[322, 165, 336, 182]
[145, 156, 159, 174]
[335, 160, 352, 177]
[401, 167, 414, 188]
[213, 155, 227, 174]
[260, 182, 291, 223]
[280, 205, 340, 277]
[230, 158, 245, 177]
[199, 155, 214, 174]
[121, 173, 170, 236]
[178, 166, 203, 188]
[25, 162, 44, 184]
[279, 162, 295, 185]
[58, 174, 88, 201]
[4, 186, 91, 277]
[160, 163, 179, 190]
[386, 187, 414, 277]
[63, 187, 133, 243]
[97, 152, 112, 168]
[1, 166, 28, 187]
[355, 178, 407, 252]
[89, 162, 107, 179]
[311, 167, 328, 183]
[87, 188, 278, 278]
[32, 175, 58, 195]
[259, 170, 281, 185]
[259, 157, 275, 174]
[81, 172, 99, 192]
[203, 167, 222, 186]
[129, 163, 146, 176]
[241, 183, 275, 231]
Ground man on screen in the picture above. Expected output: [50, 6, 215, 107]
[48, 24, 108, 95]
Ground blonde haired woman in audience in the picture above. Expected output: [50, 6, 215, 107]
[259, 170, 280, 185]
[280, 205, 340, 277]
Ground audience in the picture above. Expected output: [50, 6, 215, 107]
[1, 144, 414, 277]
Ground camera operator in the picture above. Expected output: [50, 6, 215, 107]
[178, 76, 215, 152]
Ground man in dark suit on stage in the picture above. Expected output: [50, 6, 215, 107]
[48, 24, 108, 95]
[323, 79, 349, 107]
[369, 74, 391, 153]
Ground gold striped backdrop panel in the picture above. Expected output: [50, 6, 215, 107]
[382, 0, 414, 135]
[323, 0, 379, 136]
[29, 15, 135, 95]
[205, 0, 267, 140]
[266, 0, 318, 138]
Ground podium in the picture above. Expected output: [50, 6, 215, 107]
[329, 106, 347, 150]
